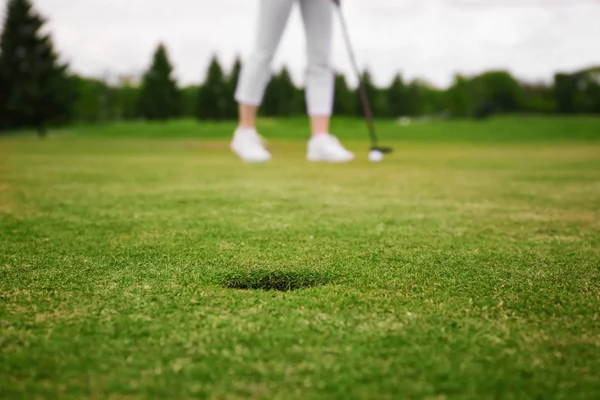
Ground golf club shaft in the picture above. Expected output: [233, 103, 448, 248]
[332, 1, 379, 147]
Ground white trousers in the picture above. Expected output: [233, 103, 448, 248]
[235, 0, 334, 116]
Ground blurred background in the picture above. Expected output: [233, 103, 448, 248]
[1, 0, 599, 134]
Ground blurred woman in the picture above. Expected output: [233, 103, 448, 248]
[231, 0, 354, 163]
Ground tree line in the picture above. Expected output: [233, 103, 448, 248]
[1, 0, 599, 136]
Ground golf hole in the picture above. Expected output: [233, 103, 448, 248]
[221, 270, 332, 292]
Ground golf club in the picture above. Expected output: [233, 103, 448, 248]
[331, 0, 393, 154]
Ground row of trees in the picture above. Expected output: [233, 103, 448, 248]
[1, 0, 600, 136]
[55, 48, 600, 125]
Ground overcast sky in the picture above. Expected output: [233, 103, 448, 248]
[2, 0, 599, 87]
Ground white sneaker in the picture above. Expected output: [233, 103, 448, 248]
[230, 127, 271, 163]
[307, 133, 354, 163]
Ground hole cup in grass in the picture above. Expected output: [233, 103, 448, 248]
[221, 269, 333, 292]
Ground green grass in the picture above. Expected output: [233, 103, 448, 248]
[1, 117, 600, 399]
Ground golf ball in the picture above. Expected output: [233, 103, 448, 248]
[368, 150, 383, 163]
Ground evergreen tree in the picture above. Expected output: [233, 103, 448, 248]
[333, 73, 355, 116]
[262, 67, 298, 117]
[373, 88, 390, 119]
[136, 43, 181, 120]
[261, 73, 279, 117]
[229, 57, 242, 89]
[405, 81, 422, 116]
[196, 55, 228, 120]
[386, 74, 407, 117]
[71, 75, 107, 123]
[418, 83, 446, 116]
[115, 75, 139, 121]
[294, 86, 307, 116]
[354, 70, 377, 117]
[0, 0, 75, 135]
[225, 56, 242, 119]
[181, 85, 200, 118]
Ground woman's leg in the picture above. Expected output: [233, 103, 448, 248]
[300, 0, 354, 162]
[231, 0, 296, 162]
[299, 0, 335, 135]
[235, 0, 296, 128]
[310, 116, 330, 137]
[239, 104, 258, 129]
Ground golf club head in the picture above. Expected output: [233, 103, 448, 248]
[371, 146, 393, 154]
